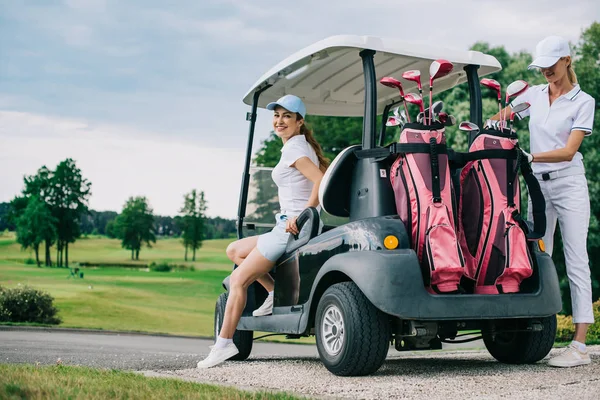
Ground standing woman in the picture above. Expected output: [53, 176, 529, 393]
[493, 36, 596, 367]
[197, 94, 329, 368]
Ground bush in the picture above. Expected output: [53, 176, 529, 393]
[556, 300, 600, 343]
[24, 258, 36, 265]
[149, 262, 172, 272]
[0, 285, 61, 324]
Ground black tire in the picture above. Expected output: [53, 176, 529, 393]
[214, 292, 253, 361]
[482, 315, 556, 364]
[315, 282, 390, 376]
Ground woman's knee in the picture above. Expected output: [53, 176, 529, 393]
[226, 241, 239, 262]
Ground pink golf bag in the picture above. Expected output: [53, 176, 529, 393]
[457, 129, 546, 294]
[389, 123, 464, 293]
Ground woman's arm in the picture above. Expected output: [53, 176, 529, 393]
[286, 157, 324, 235]
[531, 130, 586, 163]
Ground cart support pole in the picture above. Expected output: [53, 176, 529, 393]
[360, 49, 377, 150]
[464, 64, 482, 146]
[237, 85, 271, 239]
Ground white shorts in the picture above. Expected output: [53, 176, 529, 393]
[256, 213, 292, 262]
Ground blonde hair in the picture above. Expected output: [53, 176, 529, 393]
[298, 117, 330, 169]
[567, 62, 578, 84]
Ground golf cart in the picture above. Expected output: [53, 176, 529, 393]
[215, 35, 562, 376]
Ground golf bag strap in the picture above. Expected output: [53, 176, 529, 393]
[429, 137, 441, 202]
[447, 148, 517, 167]
[355, 142, 447, 160]
[520, 161, 546, 240]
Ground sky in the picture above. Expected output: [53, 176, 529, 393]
[1, 0, 598, 219]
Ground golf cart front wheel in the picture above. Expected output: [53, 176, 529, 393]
[482, 315, 556, 364]
[214, 292, 253, 361]
[315, 282, 390, 376]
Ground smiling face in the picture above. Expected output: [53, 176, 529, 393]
[540, 56, 570, 84]
[273, 106, 303, 141]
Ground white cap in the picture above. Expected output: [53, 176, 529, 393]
[528, 36, 571, 69]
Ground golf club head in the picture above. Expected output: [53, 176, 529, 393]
[480, 78, 502, 100]
[429, 60, 454, 84]
[506, 80, 529, 99]
[399, 109, 408, 125]
[386, 116, 402, 127]
[380, 77, 405, 95]
[439, 112, 456, 126]
[459, 121, 480, 133]
[510, 102, 531, 121]
[402, 70, 422, 90]
[392, 106, 400, 117]
[403, 92, 424, 113]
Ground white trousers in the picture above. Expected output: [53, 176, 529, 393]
[528, 173, 594, 323]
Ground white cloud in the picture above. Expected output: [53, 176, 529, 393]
[0, 111, 244, 218]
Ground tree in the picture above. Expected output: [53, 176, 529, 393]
[179, 190, 207, 261]
[49, 159, 92, 268]
[21, 166, 55, 266]
[15, 196, 56, 266]
[115, 196, 156, 260]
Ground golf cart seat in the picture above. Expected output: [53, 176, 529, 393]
[284, 206, 321, 253]
[318, 145, 360, 218]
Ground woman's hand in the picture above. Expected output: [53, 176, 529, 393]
[285, 216, 299, 235]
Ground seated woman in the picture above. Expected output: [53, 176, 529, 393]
[198, 94, 329, 368]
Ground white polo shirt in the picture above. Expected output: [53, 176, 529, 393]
[512, 84, 595, 174]
[271, 134, 319, 216]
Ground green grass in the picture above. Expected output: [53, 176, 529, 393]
[0, 234, 234, 336]
[0, 233, 316, 343]
[0, 231, 232, 270]
[0, 364, 305, 400]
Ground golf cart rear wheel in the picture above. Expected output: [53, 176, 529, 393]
[482, 315, 556, 364]
[315, 282, 390, 376]
[214, 292, 253, 361]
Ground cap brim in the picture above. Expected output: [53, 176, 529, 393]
[266, 102, 280, 111]
[528, 56, 560, 70]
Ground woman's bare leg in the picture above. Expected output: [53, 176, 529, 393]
[220, 248, 275, 338]
[226, 236, 274, 292]
[574, 323, 590, 343]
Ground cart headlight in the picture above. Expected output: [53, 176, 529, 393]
[384, 235, 399, 250]
[538, 239, 546, 253]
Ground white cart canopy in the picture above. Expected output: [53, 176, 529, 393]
[243, 35, 502, 117]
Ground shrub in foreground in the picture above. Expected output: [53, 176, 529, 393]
[0, 285, 61, 324]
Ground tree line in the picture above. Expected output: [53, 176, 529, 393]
[4, 159, 236, 265]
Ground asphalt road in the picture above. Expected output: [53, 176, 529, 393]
[0, 327, 318, 370]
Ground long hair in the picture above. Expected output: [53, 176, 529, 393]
[298, 115, 330, 169]
[566, 59, 578, 84]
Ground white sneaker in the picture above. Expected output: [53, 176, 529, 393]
[196, 342, 239, 368]
[252, 294, 273, 317]
[547, 343, 591, 368]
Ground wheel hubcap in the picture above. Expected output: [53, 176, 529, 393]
[322, 305, 345, 356]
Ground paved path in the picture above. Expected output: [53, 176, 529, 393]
[0, 327, 317, 370]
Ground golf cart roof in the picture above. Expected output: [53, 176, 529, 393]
[243, 35, 502, 117]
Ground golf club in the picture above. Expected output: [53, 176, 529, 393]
[404, 93, 425, 115]
[508, 102, 531, 132]
[459, 121, 480, 136]
[502, 80, 529, 128]
[428, 60, 454, 125]
[417, 101, 444, 124]
[380, 77, 411, 122]
[439, 112, 456, 126]
[402, 70, 423, 97]
[480, 78, 502, 120]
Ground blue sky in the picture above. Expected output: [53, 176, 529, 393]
[1, 0, 598, 218]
